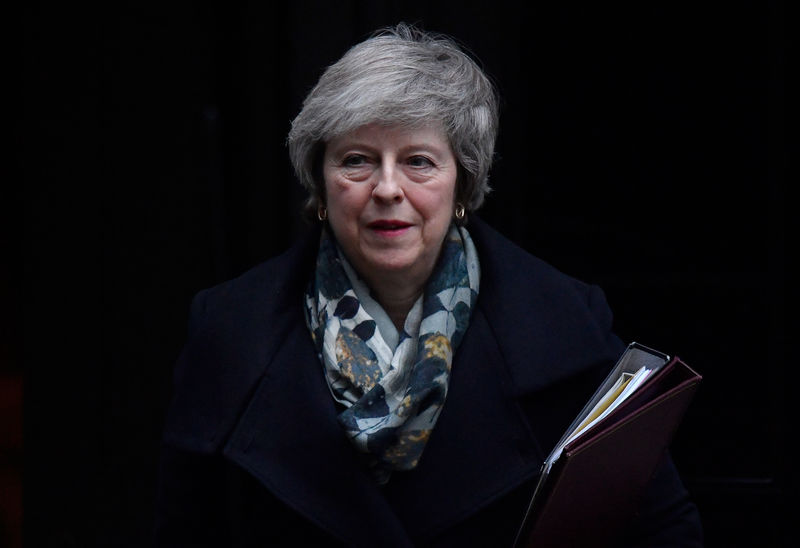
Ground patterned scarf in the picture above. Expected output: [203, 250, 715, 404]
[304, 224, 480, 483]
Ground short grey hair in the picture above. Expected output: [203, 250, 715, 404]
[287, 23, 500, 218]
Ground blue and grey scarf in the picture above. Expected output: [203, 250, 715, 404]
[304, 224, 480, 483]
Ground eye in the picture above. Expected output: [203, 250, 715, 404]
[342, 154, 368, 167]
[407, 155, 434, 168]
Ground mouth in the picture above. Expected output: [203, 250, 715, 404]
[367, 219, 412, 234]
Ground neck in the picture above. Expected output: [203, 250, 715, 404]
[364, 274, 424, 332]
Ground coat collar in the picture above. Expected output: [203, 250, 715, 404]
[165, 217, 621, 545]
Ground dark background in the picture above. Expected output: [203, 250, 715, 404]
[14, 1, 790, 546]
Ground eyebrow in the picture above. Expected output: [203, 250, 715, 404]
[327, 140, 451, 159]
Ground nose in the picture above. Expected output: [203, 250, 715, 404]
[372, 163, 404, 203]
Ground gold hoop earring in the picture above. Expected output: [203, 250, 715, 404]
[454, 203, 466, 221]
[317, 204, 327, 221]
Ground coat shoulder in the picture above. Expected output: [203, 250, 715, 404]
[190, 229, 319, 325]
[467, 218, 626, 393]
[162, 229, 320, 453]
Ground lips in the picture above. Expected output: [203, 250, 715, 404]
[366, 220, 412, 237]
[367, 220, 412, 230]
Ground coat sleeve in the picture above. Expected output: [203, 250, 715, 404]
[154, 289, 231, 547]
[585, 285, 704, 547]
[619, 454, 704, 547]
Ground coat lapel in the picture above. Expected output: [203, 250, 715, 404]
[222, 305, 415, 548]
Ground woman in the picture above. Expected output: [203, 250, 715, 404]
[155, 24, 702, 546]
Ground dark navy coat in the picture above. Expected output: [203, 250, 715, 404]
[155, 217, 703, 547]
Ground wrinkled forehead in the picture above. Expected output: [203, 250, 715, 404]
[324, 118, 449, 144]
[323, 122, 453, 154]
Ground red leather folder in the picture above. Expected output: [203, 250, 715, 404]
[514, 343, 702, 547]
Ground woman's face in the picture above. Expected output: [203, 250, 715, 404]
[322, 123, 458, 289]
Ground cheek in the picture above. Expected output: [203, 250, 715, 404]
[325, 181, 369, 223]
[417, 186, 456, 222]
[325, 199, 358, 252]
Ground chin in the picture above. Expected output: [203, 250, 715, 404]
[366, 257, 416, 274]
[362, 252, 421, 276]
